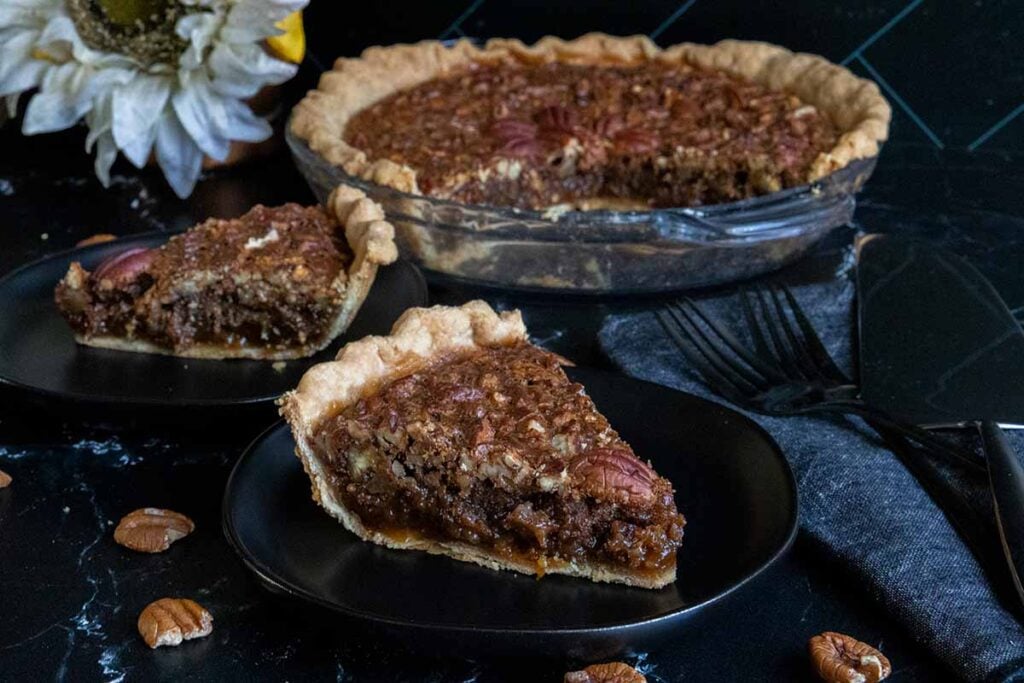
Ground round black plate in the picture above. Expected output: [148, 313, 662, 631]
[223, 367, 798, 658]
[0, 234, 427, 408]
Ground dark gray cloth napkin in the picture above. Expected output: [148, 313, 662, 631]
[598, 275, 1024, 683]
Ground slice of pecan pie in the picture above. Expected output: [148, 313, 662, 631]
[54, 187, 397, 359]
[280, 301, 685, 588]
[292, 33, 890, 210]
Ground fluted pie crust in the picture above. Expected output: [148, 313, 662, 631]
[291, 33, 890, 208]
[280, 301, 685, 588]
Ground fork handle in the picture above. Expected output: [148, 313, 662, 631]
[812, 400, 984, 473]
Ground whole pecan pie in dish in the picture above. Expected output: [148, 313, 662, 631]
[280, 301, 685, 588]
[292, 33, 890, 211]
[54, 187, 397, 359]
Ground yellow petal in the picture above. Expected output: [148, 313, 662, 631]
[266, 11, 305, 64]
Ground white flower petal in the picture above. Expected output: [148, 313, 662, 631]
[222, 97, 271, 142]
[92, 129, 118, 186]
[85, 91, 113, 151]
[221, 0, 306, 43]
[73, 66, 133, 120]
[0, 0, 63, 29]
[112, 75, 171, 167]
[171, 79, 230, 160]
[34, 15, 82, 63]
[0, 28, 38, 62]
[155, 114, 203, 198]
[207, 42, 295, 98]
[23, 90, 79, 133]
[22, 62, 89, 133]
[26, 58, 122, 131]
[6, 94, 21, 118]
[0, 31, 48, 97]
[176, 12, 223, 71]
[1, 59, 48, 97]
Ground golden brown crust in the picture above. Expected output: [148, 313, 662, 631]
[319, 185, 399, 349]
[279, 301, 675, 589]
[280, 300, 527, 434]
[290, 33, 890, 197]
[57, 188, 397, 360]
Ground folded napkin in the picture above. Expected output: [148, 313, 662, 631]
[599, 275, 1024, 682]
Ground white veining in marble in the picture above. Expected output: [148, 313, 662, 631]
[0, 445, 32, 460]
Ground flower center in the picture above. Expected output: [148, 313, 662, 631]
[66, 0, 190, 68]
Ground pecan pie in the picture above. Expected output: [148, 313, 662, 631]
[280, 301, 685, 588]
[292, 34, 890, 210]
[54, 187, 397, 359]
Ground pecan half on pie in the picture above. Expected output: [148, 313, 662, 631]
[292, 33, 890, 210]
[281, 301, 685, 588]
[54, 187, 397, 359]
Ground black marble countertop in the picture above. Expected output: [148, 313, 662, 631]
[1, 129, 1020, 681]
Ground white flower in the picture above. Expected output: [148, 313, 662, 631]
[0, 0, 306, 197]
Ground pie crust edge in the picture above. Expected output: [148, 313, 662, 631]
[59, 186, 398, 360]
[291, 32, 892, 198]
[279, 301, 677, 589]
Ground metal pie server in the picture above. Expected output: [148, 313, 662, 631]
[857, 234, 1024, 604]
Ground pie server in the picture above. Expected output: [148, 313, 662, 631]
[856, 234, 1024, 604]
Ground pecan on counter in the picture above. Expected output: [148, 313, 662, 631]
[114, 508, 195, 553]
[809, 631, 891, 683]
[564, 662, 646, 683]
[0, 469, 11, 488]
[137, 598, 213, 649]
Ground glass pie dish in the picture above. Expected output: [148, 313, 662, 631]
[288, 127, 878, 295]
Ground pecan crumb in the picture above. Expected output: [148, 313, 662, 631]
[565, 661, 646, 683]
[0, 469, 11, 488]
[76, 234, 117, 247]
[137, 598, 212, 649]
[809, 632, 891, 683]
[114, 508, 195, 553]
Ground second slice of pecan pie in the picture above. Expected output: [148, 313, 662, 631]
[54, 187, 397, 360]
[280, 301, 685, 588]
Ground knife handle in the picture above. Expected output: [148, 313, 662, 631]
[981, 420, 1024, 604]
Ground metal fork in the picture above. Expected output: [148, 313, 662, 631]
[655, 285, 1024, 598]
[655, 285, 983, 472]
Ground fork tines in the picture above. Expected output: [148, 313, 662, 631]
[656, 296, 775, 408]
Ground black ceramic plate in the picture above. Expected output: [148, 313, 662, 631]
[223, 367, 797, 658]
[0, 233, 427, 408]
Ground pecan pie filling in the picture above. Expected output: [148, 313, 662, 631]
[344, 61, 838, 209]
[312, 343, 686, 575]
[56, 204, 352, 355]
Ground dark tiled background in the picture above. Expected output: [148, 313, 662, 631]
[305, 0, 1023, 153]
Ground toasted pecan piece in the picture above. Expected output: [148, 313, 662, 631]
[809, 631, 891, 683]
[114, 508, 194, 553]
[565, 662, 646, 683]
[137, 598, 213, 649]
